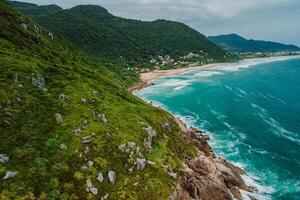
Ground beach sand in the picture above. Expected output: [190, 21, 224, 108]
[129, 63, 224, 92]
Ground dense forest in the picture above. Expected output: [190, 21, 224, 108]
[10, 1, 237, 65]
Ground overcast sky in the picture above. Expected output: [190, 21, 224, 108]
[17, 0, 300, 46]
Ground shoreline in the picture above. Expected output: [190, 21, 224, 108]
[129, 54, 300, 93]
[128, 62, 224, 92]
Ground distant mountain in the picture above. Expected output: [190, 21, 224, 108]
[9, 1, 63, 17]
[208, 34, 300, 53]
[10, 2, 235, 64]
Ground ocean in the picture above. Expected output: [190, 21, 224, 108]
[136, 56, 300, 199]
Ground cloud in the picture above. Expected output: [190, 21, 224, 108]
[15, 0, 300, 46]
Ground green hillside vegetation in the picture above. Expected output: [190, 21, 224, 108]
[0, 1, 196, 199]
[11, 2, 237, 66]
[209, 33, 300, 53]
[9, 1, 63, 18]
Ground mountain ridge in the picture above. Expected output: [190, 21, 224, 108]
[10, 1, 236, 65]
[208, 33, 300, 53]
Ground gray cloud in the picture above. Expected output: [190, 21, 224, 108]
[16, 0, 300, 46]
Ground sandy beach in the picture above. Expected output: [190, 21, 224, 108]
[128, 63, 225, 92]
[140, 63, 224, 83]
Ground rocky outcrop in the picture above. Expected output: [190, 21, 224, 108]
[172, 123, 256, 200]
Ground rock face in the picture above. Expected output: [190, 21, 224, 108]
[172, 126, 255, 200]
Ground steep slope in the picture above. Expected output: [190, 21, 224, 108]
[9, 1, 63, 18]
[0, 1, 196, 199]
[209, 33, 300, 53]
[11, 2, 233, 64]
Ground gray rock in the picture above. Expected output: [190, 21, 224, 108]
[143, 125, 157, 151]
[58, 94, 68, 101]
[32, 77, 45, 88]
[133, 182, 139, 186]
[55, 113, 62, 125]
[101, 194, 109, 200]
[60, 144, 67, 150]
[93, 90, 99, 96]
[143, 126, 157, 138]
[20, 23, 27, 30]
[129, 151, 134, 158]
[168, 172, 177, 180]
[97, 172, 104, 183]
[84, 146, 90, 154]
[98, 114, 108, 123]
[128, 141, 136, 148]
[3, 171, 17, 180]
[14, 75, 18, 82]
[87, 160, 94, 167]
[82, 136, 92, 144]
[118, 144, 126, 152]
[81, 98, 87, 104]
[86, 179, 98, 195]
[108, 171, 116, 184]
[74, 128, 81, 136]
[82, 120, 88, 129]
[147, 160, 156, 165]
[136, 158, 146, 170]
[5, 112, 12, 117]
[162, 122, 172, 133]
[0, 154, 9, 163]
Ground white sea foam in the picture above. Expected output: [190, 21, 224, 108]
[267, 94, 287, 105]
[194, 70, 223, 77]
[252, 103, 300, 145]
[210, 108, 226, 121]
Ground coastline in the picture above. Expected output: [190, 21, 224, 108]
[130, 60, 261, 199]
[128, 63, 224, 92]
[129, 55, 300, 93]
[132, 55, 300, 199]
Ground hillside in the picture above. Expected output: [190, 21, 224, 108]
[208, 33, 300, 53]
[9, 1, 62, 18]
[11, 2, 235, 65]
[0, 1, 197, 199]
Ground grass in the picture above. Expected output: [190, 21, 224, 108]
[0, 1, 196, 199]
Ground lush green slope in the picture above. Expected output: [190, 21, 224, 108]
[9, 1, 63, 18]
[209, 33, 300, 53]
[0, 1, 196, 199]
[11, 2, 234, 65]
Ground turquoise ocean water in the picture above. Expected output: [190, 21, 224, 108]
[136, 56, 300, 199]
